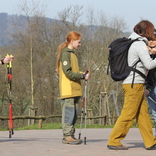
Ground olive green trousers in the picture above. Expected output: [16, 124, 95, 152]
[61, 97, 80, 138]
[107, 84, 156, 148]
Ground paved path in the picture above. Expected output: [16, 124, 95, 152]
[0, 128, 156, 156]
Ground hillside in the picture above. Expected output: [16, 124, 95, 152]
[0, 12, 130, 47]
[0, 12, 58, 47]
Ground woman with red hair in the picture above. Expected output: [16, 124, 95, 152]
[56, 31, 89, 145]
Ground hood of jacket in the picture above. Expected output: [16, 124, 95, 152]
[128, 32, 148, 44]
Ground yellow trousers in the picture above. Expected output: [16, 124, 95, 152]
[107, 84, 156, 148]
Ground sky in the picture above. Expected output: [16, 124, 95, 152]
[0, 0, 156, 32]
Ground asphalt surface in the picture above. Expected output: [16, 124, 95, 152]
[0, 128, 156, 156]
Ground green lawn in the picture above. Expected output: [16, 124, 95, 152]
[0, 119, 155, 131]
[14, 123, 114, 130]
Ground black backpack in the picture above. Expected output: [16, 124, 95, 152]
[107, 37, 146, 86]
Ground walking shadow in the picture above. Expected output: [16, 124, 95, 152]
[127, 142, 145, 149]
[82, 139, 106, 143]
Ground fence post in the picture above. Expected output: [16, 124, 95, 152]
[38, 115, 43, 128]
[28, 105, 38, 126]
[99, 92, 111, 125]
[87, 109, 93, 124]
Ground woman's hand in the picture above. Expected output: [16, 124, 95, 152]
[145, 89, 150, 97]
[83, 69, 90, 80]
[148, 47, 156, 54]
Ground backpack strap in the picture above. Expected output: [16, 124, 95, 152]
[130, 68, 146, 79]
[127, 39, 147, 87]
[129, 59, 146, 88]
[107, 61, 110, 75]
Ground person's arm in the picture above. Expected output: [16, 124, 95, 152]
[145, 69, 156, 97]
[0, 56, 14, 65]
[135, 42, 156, 70]
[146, 69, 155, 91]
[61, 52, 83, 80]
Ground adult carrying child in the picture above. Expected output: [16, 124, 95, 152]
[107, 20, 156, 150]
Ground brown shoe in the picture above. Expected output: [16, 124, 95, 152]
[107, 145, 128, 150]
[62, 136, 82, 145]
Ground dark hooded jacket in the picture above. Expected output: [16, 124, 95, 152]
[146, 55, 156, 91]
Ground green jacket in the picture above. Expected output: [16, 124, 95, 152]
[59, 47, 83, 99]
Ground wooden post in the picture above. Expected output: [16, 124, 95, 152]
[87, 109, 93, 124]
[99, 92, 111, 125]
[100, 92, 107, 125]
[28, 105, 38, 125]
[38, 116, 43, 128]
[105, 93, 111, 125]
[99, 93, 102, 124]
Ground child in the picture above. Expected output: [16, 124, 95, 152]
[146, 40, 156, 136]
[56, 31, 89, 145]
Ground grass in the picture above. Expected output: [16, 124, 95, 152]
[14, 123, 114, 130]
[1, 119, 155, 131]
[16, 123, 62, 130]
[14, 119, 156, 130]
